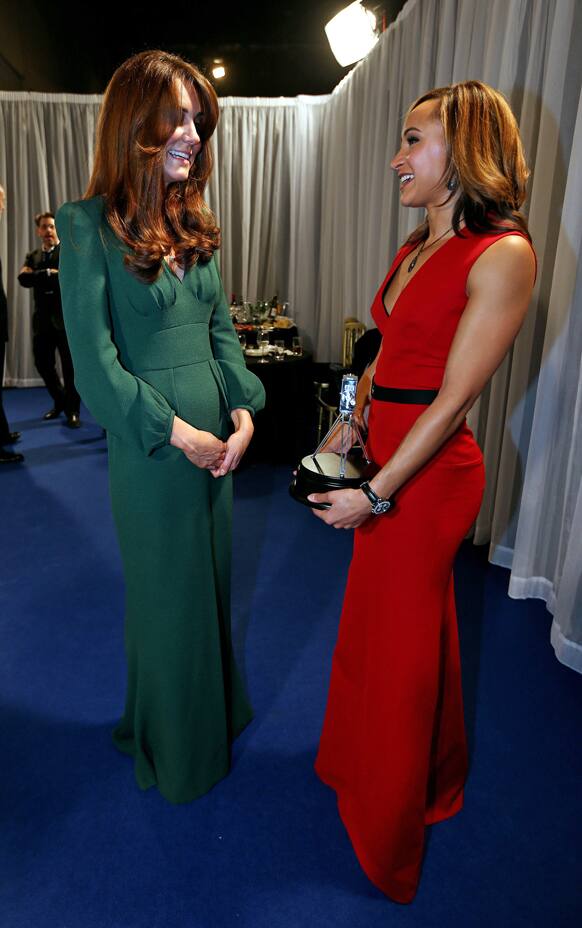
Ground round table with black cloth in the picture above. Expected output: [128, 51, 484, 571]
[235, 324, 298, 349]
[245, 352, 314, 464]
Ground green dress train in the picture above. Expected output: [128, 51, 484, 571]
[56, 196, 265, 804]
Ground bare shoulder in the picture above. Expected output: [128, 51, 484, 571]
[468, 234, 536, 297]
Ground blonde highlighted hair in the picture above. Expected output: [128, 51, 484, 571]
[407, 80, 530, 244]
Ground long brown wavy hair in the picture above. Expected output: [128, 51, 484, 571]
[405, 80, 531, 245]
[86, 50, 220, 282]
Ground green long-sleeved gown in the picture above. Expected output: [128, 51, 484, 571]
[56, 196, 265, 804]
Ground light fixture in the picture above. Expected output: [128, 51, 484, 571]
[325, 1, 378, 67]
[212, 60, 226, 80]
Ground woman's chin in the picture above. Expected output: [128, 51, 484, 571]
[399, 190, 421, 209]
[164, 169, 189, 186]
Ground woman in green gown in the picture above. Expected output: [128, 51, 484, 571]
[56, 50, 265, 804]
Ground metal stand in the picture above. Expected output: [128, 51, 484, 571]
[313, 410, 371, 478]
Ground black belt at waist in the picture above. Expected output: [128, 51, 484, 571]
[371, 382, 439, 404]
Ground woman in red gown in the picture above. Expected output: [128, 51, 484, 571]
[310, 81, 536, 903]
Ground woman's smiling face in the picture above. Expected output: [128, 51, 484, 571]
[390, 99, 450, 209]
[163, 80, 203, 187]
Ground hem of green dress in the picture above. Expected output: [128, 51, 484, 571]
[139, 761, 230, 805]
[111, 710, 253, 804]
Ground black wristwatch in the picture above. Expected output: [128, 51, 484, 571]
[360, 481, 395, 515]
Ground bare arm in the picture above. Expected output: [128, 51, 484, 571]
[369, 235, 535, 497]
[310, 235, 536, 527]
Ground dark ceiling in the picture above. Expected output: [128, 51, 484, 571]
[19, 0, 408, 96]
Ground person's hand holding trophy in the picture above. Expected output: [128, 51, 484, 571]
[290, 373, 385, 513]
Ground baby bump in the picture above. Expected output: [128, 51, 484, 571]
[136, 361, 229, 437]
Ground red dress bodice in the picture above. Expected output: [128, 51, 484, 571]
[371, 229, 532, 390]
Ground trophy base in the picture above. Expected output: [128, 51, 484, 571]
[289, 451, 378, 510]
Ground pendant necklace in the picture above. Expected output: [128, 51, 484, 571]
[166, 250, 185, 281]
[407, 226, 453, 273]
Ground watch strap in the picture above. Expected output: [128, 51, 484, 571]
[360, 480, 380, 505]
[360, 481, 395, 514]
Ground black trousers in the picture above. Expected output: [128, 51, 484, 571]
[0, 339, 10, 443]
[32, 326, 80, 416]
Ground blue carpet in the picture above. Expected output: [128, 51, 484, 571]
[1, 387, 581, 928]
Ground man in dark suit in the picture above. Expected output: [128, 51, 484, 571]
[18, 211, 81, 428]
[0, 183, 24, 464]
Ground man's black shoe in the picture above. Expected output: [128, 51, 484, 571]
[43, 407, 63, 420]
[66, 413, 81, 429]
[0, 448, 24, 464]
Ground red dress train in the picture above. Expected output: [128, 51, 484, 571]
[315, 230, 530, 903]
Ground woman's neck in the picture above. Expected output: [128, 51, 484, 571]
[425, 196, 461, 240]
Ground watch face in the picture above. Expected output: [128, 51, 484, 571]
[373, 499, 392, 514]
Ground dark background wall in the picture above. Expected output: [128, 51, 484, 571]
[0, 0, 407, 96]
[0, 0, 101, 92]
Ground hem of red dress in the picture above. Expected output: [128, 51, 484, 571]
[315, 762, 418, 905]
[425, 788, 464, 825]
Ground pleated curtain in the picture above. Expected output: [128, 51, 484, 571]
[207, 95, 328, 349]
[1, 0, 581, 670]
[0, 92, 101, 384]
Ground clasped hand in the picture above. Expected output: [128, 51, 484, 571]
[170, 409, 254, 477]
[308, 487, 372, 529]
[211, 409, 254, 477]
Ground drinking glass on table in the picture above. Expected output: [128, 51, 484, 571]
[274, 339, 285, 360]
[238, 333, 247, 351]
[258, 329, 270, 362]
[292, 336, 303, 356]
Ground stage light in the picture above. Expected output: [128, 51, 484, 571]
[325, 1, 378, 67]
[212, 61, 226, 80]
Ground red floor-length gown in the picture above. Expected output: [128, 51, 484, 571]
[315, 229, 532, 903]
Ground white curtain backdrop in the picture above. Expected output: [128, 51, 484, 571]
[207, 96, 328, 354]
[1, 0, 581, 671]
[0, 92, 101, 385]
[509, 83, 582, 672]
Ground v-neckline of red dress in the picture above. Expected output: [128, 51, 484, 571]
[382, 233, 459, 319]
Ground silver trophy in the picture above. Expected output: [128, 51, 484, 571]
[290, 373, 377, 510]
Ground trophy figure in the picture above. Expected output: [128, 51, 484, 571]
[290, 373, 377, 510]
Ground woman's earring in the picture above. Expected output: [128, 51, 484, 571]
[447, 176, 458, 191]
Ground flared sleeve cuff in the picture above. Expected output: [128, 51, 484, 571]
[141, 387, 176, 456]
[215, 360, 266, 416]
